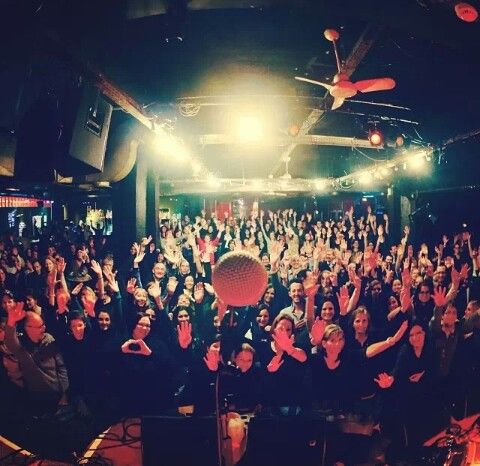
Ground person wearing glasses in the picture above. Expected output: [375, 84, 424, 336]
[3, 297, 69, 416]
[118, 314, 175, 415]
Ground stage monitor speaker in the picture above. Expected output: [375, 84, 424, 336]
[241, 415, 320, 466]
[14, 84, 112, 182]
[142, 416, 217, 466]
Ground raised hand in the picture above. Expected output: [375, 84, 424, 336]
[166, 277, 178, 296]
[71, 283, 84, 296]
[126, 277, 137, 294]
[374, 372, 394, 389]
[460, 263, 470, 281]
[90, 260, 101, 276]
[56, 257, 66, 275]
[204, 282, 215, 295]
[177, 321, 192, 349]
[7, 301, 26, 324]
[121, 339, 138, 353]
[133, 250, 145, 265]
[336, 285, 350, 316]
[194, 283, 205, 303]
[272, 327, 294, 354]
[141, 235, 153, 247]
[310, 317, 327, 346]
[203, 348, 220, 371]
[148, 281, 161, 299]
[409, 371, 425, 383]
[137, 339, 152, 356]
[433, 286, 447, 307]
[267, 353, 284, 373]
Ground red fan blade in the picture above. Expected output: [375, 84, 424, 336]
[295, 76, 332, 91]
[355, 78, 396, 93]
[331, 97, 345, 110]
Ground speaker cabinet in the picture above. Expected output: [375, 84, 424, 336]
[14, 83, 112, 182]
[58, 84, 112, 176]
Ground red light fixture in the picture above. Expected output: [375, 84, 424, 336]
[368, 128, 384, 147]
[455, 2, 478, 22]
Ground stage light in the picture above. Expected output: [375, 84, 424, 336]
[234, 115, 264, 143]
[252, 179, 263, 191]
[368, 128, 383, 147]
[192, 160, 202, 176]
[288, 124, 300, 136]
[380, 167, 390, 176]
[395, 134, 405, 147]
[359, 172, 373, 185]
[314, 179, 327, 191]
[207, 174, 220, 188]
[455, 2, 478, 22]
[410, 153, 425, 169]
[426, 154, 432, 161]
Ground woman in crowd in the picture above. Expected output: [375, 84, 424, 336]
[119, 313, 175, 415]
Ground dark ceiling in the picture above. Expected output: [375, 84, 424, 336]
[1, 0, 480, 192]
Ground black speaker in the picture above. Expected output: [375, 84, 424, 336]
[142, 416, 218, 466]
[14, 83, 112, 182]
[240, 415, 320, 466]
[56, 84, 112, 176]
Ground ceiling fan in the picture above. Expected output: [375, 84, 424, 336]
[295, 29, 396, 110]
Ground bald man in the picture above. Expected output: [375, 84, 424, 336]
[5, 304, 69, 414]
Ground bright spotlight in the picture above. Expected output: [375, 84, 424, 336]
[155, 134, 189, 160]
[192, 160, 202, 176]
[380, 167, 390, 176]
[207, 174, 220, 189]
[410, 154, 425, 169]
[359, 172, 373, 185]
[368, 129, 383, 147]
[314, 179, 327, 191]
[234, 115, 264, 143]
[252, 179, 263, 191]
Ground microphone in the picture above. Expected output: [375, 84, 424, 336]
[212, 251, 268, 307]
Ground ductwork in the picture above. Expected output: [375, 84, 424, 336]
[82, 122, 140, 184]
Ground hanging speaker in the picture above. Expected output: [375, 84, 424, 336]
[56, 83, 112, 176]
[14, 82, 112, 181]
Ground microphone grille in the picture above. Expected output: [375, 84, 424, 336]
[212, 251, 268, 307]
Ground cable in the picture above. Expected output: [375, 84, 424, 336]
[352, 146, 387, 162]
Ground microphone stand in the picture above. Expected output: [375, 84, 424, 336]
[215, 368, 225, 466]
[215, 307, 243, 466]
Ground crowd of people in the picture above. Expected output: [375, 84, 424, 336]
[1, 204, 480, 463]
